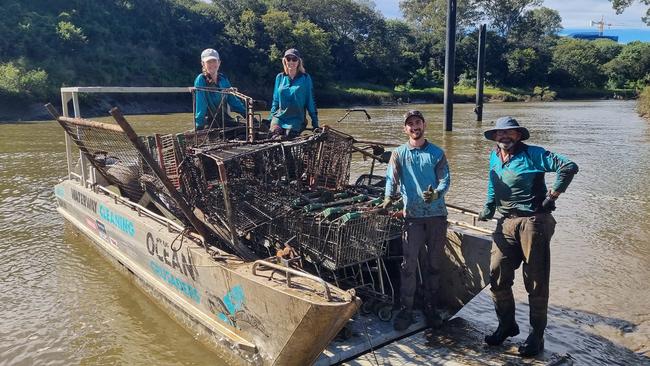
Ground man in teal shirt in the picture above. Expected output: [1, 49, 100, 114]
[383, 110, 450, 331]
[478, 116, 578, 357]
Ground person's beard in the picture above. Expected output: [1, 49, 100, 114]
[497, 139, 515, 150]
[410, 129, 423, 140]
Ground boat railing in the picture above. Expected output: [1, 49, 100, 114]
[252, 259, 335, 301]
[58, 86, 257, 189]
[446, 203, 497, 234]
[59, 87, 191, 188]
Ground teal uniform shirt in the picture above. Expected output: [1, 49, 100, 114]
[483, 142, 579, 217]
[269, 72, 318, 131]
[194, 73, 246, 129]
[385, 140, 450, 218]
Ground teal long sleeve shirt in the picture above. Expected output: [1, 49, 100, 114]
[385, 141, 450, 218]
[269, 72, 318, 131]
[194, 73, 246, 129]
[482, 142, 579, 216]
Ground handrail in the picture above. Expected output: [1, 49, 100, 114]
[252, 260, 333, 301]
[447, 219, 494, 235]
[60, 86, 191, 93]
[446, 203, 499, 225]
[57, 115, 125, 133]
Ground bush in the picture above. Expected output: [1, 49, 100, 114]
[532, 86, 557, 101]
[0, 62, 49, 99]
[639, 86, 650, 118]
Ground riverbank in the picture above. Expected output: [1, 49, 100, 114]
[318, 84, 637, 106]
[0, 84, 637, 122]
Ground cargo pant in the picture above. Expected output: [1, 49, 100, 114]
[400, 216, 447, 310]
[489, 213, 556, 336]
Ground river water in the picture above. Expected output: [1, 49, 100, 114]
[0, 100, 648, 365]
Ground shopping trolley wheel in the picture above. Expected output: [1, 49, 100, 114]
[377, 304, 393, 322]
[361, 299, 375, 314]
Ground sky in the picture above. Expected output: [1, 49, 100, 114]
[373, 0, 649, 42]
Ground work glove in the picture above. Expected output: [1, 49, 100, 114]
[269, 124, 283, 139]
[541, 190, 559, 211]
[379, 196, 393, 210]
[477, 206, 495, 221]
[379, 151, 392, 164]
[422, 185, 439, 203]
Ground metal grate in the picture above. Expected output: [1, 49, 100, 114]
[56, 118, 148, 202]
[302, 130, 353, 190]
[295, 212, 394, 271]
[155, 134, 181, 189]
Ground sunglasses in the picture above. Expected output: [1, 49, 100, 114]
[285, 56, 299, 62]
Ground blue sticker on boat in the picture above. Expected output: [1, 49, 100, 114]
[98, 203, 135, 237]
[54, 186, 65, 198]
[149, 260, 201, 304]
[218, 286, 245, 324]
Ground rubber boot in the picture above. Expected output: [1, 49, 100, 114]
[518, 331, 544, 357]
[393, 307, 414, 331]
[424, 303, 443, 329]
[519, 298, 547, 357]
[485, 291, 519, 346]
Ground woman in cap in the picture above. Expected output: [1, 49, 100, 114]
[194, 48, 246, 130]
[269, 48, 319, 139]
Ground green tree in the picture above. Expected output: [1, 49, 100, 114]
[291, 20, 332, 85]
[505, 48, 545, 86]
[509, 7, 562, 48]
[592, 39, 624, 64]
[603, 41, 650, 88]
[481, 0, 543, 37]
[0, 62, 49, 98]
[550, 38, 607, 88]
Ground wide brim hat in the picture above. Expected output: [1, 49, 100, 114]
[484, 116, 529, 141]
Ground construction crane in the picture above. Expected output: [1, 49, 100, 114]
[590, 16, 615, 36]
[570, 16, 619, 42]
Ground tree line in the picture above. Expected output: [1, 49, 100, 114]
[1, 0, 648, 107]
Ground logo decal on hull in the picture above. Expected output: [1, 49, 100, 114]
[207, 286, 269, 337]
[146, 232, 198, 280]
[71, 188, 97, 213]
[54, 186, 65, 199]
[149, 260, 201, 304]
[98, 203, 135, 237]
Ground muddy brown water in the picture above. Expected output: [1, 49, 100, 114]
[0, 100, 648, 365]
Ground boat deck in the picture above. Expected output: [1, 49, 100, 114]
[341, 316, 574, 365]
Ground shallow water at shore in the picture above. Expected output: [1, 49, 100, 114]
[0, 100, 648, 365]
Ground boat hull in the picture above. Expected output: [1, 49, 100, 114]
[54, 180, 359, 365]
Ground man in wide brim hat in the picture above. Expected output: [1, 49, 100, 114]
[478, 116, 579, 358]
[483, 116, 530, 141]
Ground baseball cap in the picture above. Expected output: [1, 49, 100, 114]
[201, 48, 220, 62]
[403, 110, 425, 125]
[283, 48, 301, 59]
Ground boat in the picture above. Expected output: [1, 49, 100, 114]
[45, 87, 493, 365]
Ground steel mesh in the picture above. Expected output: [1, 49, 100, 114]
[295, 212, 393, 270]
[57, 119, 149, 201]
[302, 130, 353, 190]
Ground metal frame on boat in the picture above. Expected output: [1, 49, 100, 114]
[48, 87, 494, 365]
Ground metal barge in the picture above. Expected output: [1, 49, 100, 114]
[46, 87, 494, 365]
